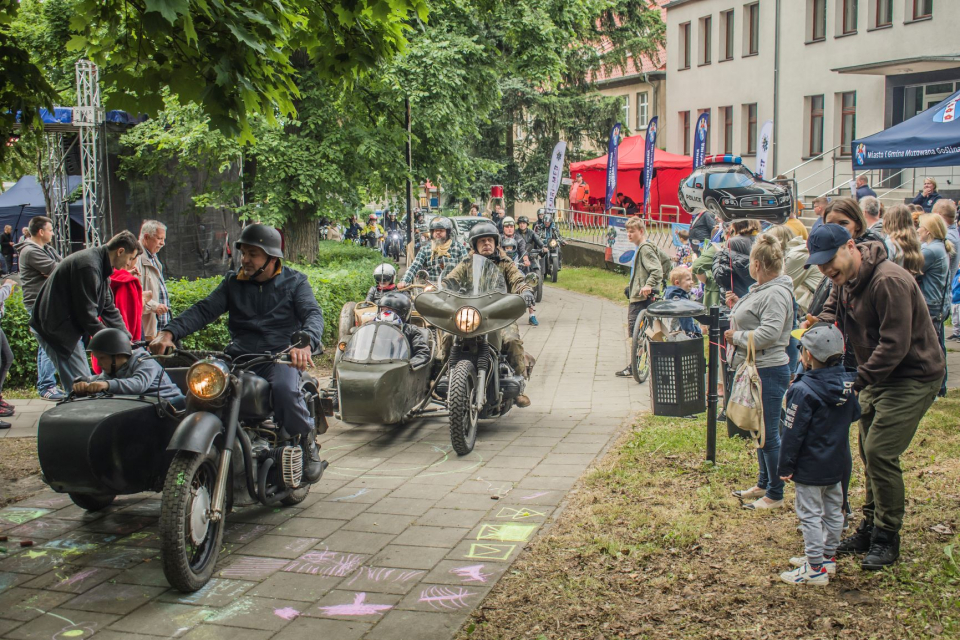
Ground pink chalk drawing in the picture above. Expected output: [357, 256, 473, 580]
[346, 567, 424, 587]
[520, 491, 550, 501]
[318, 592, 393, 617]
[284, 550, 364, 577]
[61, 569, 98, 587]
[450, 564, 493, 584]
[418, 586, 477, 610]
[273, 607, 300, 621]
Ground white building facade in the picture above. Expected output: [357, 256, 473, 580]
[665, 0, 960, 202]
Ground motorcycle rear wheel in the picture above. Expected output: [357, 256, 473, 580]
[448, 360, 479, 455]
[632, 314, 651, 384]
[160, 451, 224, 592]
[338, 302, 357, 344]
[68, 493, 115, 512]
[281, 484, 311, 506]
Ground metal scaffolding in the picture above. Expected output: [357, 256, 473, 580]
[44, 133, 72, 258]
[75, 59, 106, 248]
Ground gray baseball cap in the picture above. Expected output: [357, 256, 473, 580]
[791, 322, 844, 363]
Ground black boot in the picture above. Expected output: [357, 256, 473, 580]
[300, 433, 327, 484]
[836, 518, 874, 555]
[862, 527, 900, 570]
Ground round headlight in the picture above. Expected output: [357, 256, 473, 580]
[549, 239, 558, 248]
[455, 307, 482, 333]
[187, 359, 229, 400]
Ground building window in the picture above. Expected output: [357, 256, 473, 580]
[680, 111, 691, 156]
[699, 16, 712, 65]
[745, 3, 759, 55]
[810, 0, 826, 41]
[680, 22, 691, 69]
[875, 0, 892, 26]
[745, 103, 758, 155]
[637, 91, 649, 129]
[721, 10, 735, 60]
[621, 94, 630, 128]
[809, 95, 824, 156]
[913, 0, 932, 20]
[842, 0, 858, 33]
[698, 109, 711, 154]
[721, 106, 733, 154]
[840, 92, 856, 156]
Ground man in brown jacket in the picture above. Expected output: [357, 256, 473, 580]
[137, 220, 169, 340]
[805, 223, 944, 571]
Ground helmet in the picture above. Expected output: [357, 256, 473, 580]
[88, 328, 133, 356]
[387, 211, 396, 219]
[543, 214, 553, 226]
[378, 291, 411, 322]
[428, 216, 453, 239]
[517, 216, 529, 225]
[369, 213, 379, 221]
[469, 221, 501, 251]
[373, 263, 396, 285]
[501, 236, 518, 258]
[502, 216, 515, 227]
[236, 223, 283, 258]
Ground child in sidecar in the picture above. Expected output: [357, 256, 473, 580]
[72, 328, 186, 408]
[377, 292, 432, 370]
[365, 263, 398, 304]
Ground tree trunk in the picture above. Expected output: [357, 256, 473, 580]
[285, 204, 319, 263]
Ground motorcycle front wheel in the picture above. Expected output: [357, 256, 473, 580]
[551, 255, 559, 282]
[535, 275, 543, 303]
[160, 451, 224, 592]
[632, 313, 651, 384]
[448, 360, 479, 455]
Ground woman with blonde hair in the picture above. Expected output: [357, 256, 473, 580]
[725, 234, 796, 510]
[918, 213, 954, 396]
[883, 204, 925, 275]
[911, 177, 943, 213]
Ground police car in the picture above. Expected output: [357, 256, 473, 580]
[677, 155, 791, 223]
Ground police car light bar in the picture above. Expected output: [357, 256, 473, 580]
[703, 154, 742, 165]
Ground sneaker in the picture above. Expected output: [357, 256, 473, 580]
[837, 519, 874, 555]
[780, 562, 829, 585]
[615, 366, 632, 377]
[862, 527, 900, 570]
[0, 405, 13, 418]
[528, 315, 539, 326]
[948, 334, 960, 342]
[742, 497, 784, 510]
[40, 388, 66, 402]
[732, 486, 766, 500]
[0, 397, 11, 410]
[718, 409, 727, 422]
[790, 556, 836, 575]
[0, 419, 10, 430]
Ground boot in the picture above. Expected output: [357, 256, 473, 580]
[836, 518, 874, 555]
[300, 433, 328, 484]
[862, 527, 900, 570]
[515, 394, 531, 408]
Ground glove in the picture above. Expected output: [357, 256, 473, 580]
[522, 291, 535, 308]
[624, 286, 630, 299]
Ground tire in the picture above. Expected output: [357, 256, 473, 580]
[338, 302, 357, 344]
[448, 360, 479, 456]
[632, 314, 651, 384]
[281, 485, 311, 506]
[68, 493, 115, 512]
[705, 198, 722, 218]
[551, 255, 559, 283]
[159, 451, 224, 593]
[535, 277, 543, 303]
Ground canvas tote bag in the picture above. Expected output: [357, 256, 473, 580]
[726, 332, 765, 448]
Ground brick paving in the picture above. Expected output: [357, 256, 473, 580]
[0, 286, 651, 639]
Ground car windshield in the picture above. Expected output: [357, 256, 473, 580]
[343, 322, 410, 363]
[707, 169, 759, 190]
[444, 254, 507, 296]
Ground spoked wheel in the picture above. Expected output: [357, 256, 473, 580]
[160, 451, 224, 592]
[632, 313, 651, 384]
[448, 360, 479, 455]
[68, 493, 115, 512]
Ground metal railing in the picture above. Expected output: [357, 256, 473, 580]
[552, 205, 684, 253]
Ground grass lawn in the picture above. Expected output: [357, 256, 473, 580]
[459, 392, 960, 640]
[546, 266, 629, 306]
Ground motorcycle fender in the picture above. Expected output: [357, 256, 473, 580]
[166, 411, 223, 455]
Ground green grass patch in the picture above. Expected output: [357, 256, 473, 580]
[546, 266, 628, 305]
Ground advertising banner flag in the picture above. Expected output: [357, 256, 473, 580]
[604, 123, 622, 212]
[756, 119, 774, 178]
[693, 112, 710, 169]
[642, 116, 659, 215]
[546, 141, 567, 211]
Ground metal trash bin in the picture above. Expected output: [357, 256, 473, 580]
[645, 300, 706, 417]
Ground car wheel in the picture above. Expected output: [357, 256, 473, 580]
[705, 198, 722, 217]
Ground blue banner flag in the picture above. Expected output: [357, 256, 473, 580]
[642, 117, 659, 216]
[604, 123, 622, 212]
[693, 112, 709, 169]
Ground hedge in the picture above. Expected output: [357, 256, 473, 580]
[1, 241, 390, 389]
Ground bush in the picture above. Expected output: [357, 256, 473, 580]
[1, 241, 391, 389]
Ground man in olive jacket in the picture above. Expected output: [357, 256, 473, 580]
[805, 224, 944, 571]
[616, 217, 667, 377]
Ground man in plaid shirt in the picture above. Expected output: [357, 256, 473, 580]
[399, 217, 468, 286]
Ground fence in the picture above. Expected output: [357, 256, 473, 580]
[552, 206, 684, 253]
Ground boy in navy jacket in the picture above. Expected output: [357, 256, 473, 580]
[778, 322, 860, 585]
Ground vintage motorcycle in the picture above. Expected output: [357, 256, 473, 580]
[37, 333, 327, 593]
[384, 229, 404, 261]
[415, 255, 532, 455]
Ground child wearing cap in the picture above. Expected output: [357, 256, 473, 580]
[778, 322, 861, 585]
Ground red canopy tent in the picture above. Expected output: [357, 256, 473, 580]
[569, 136, 694, 222]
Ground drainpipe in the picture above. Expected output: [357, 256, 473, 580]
[773, 0, 781, 174]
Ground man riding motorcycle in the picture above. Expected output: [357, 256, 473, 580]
[150, 224, 327, 483]
[344, 216, 362, 242]
[443, 221, 536, 407]
[502, 218, 538, 326]
[538, 213, 565, 270]
[516, 215, 544, 260]
[362, 213, 384, 247]
[384, 211, 401, 233]
[399, 216, 468, 287]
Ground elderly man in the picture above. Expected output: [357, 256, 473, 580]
[855, 175, 877, 201]
[137, 220, 170, 341]
[860, 197, 884, 236]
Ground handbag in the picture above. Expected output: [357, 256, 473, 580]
[726, 332, 765, 448]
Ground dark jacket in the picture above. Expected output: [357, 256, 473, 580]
[365, 283, 398, 304]
[517, 228, 544, 255]
[912, 191, 942, 213]
[164, 265, 324, 357]
[30, 246, 127, 356]
[0, 232, 13, 258]
[712, 235, 756, 297]
[401, 324, 431, 370]
[819, 242, 945, 391]
[663, 286, 702, 336]
[688, 210, 717, 246]
[855, 185, 877, 201]
[16, 239, 61, 311]
[80, 348, 183, 400]
[778, 366, 860, 486]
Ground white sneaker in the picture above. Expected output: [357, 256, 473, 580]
[790, 556, 836, 575]
[780, 562, 829, 585]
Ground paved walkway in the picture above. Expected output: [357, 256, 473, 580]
[0, 286, 649, 640]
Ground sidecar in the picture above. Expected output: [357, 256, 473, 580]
[329, 321, 435, 425]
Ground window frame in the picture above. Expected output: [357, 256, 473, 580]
[809, 95, 824, 157]
[700, 15, 713, 66]
[840, 92, 856, 157]
[875, 0, 892, 27]
[680, 111, 691, 156]
[912, 0, 932, 20]
[721, 106, 733, 154]
[621, 94, 630, 129]
[637, 91, 649, 129]
[680, 22, 692, 69]
[747, 3, 760, 55]
[746, 103, 758, 156]
[842, 0, 858, 34]
[811, 0, 827, 42]
[721, 10, 735, 61]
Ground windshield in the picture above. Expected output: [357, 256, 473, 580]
[343, 322, 410, 363]
[443, 254, 507, 296]
[707, 169, 759, 190]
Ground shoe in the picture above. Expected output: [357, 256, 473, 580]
[732, 486, 766, 500]
[0, 420, 9, 430]
[300, 432, 328, 484]
[948, 334, 960, 342]
[837, 519, 874, 555]
[528, 315, 539, 326]
[524, 354, 537, 379]
[0, 397, 11, 410]
[790, 556, 836, 575]
[40, 388, 66, 402]
[862, 527, 900, 570]
[780, 562, 829, 585]
[718, 409, 727, 422]
[0, 405, 13, 418]
[743, 497, 784, 510]
[515, 394, 531, 408]
[615, 366, 632, 377]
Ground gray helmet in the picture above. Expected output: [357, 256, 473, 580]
[501, 236, 518, 258]
[428, 216, 453, 239]
[517, 215, 529, 225]
[502, 216, 515, 227]
[236, 223, 283, 258]
[374, 263, 396, 284]
[88, 328, 133, 356]
[469, 221, 501, 251]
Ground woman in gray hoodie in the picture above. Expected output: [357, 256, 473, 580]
[724, 233, 796, 510]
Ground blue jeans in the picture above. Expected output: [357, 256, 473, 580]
[251, 361, 313, 436]
[32, 330, 58, 392]
[755, 364, 790, 501]
[33, 334, 91, 393]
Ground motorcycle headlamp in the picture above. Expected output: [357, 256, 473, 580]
[187, 359, 229, 400]
[455, 307, 482, 333]
[549, 239, 558, 248]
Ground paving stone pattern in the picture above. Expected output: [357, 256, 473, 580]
[0, 287, 648, 639]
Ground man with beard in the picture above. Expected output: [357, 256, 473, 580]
[399, 217, 468, 286]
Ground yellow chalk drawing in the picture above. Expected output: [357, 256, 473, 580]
[494, 507, 545, 520]
[476, 523, 537, 542]
[465, 543, 516, 561]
